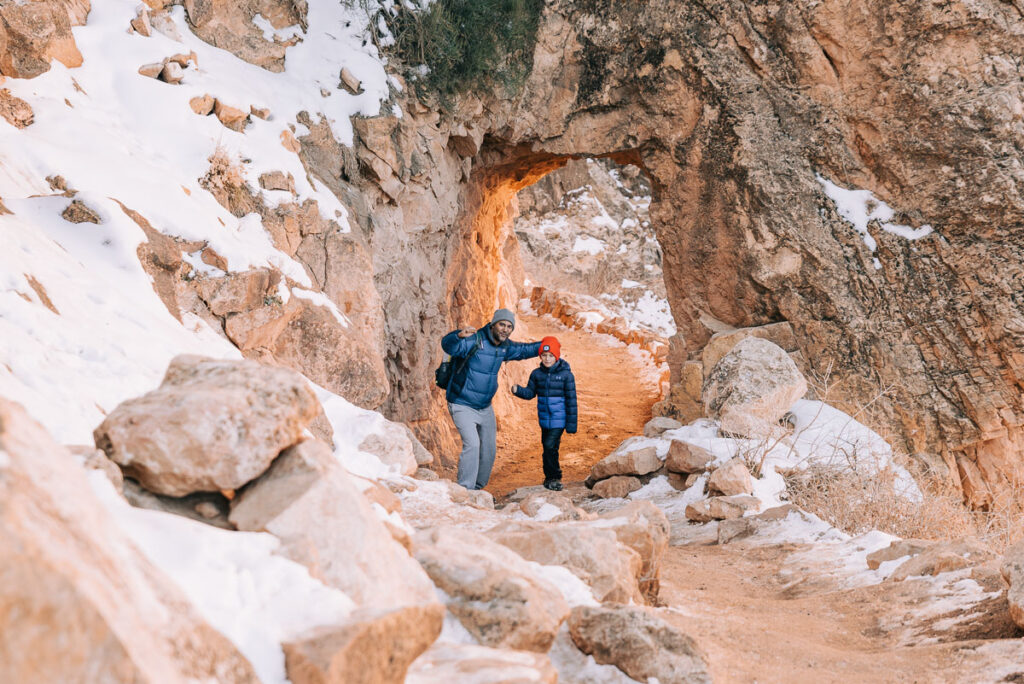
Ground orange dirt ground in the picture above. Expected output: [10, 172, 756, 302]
[487, 313, 663, 497]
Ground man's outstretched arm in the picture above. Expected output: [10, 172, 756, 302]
[505, 340, 542, 361]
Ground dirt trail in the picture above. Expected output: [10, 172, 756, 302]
[658, 540, 1020, 683]
[487, 313, 662, 497]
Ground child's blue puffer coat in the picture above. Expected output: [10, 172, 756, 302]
[514, 359, 578, 432]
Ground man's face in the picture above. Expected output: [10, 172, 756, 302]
[540, 351, 556, 367]
[492, 320, 513, 342]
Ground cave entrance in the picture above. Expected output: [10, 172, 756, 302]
[481, 157, 673, 496]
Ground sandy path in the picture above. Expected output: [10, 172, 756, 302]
[486, 313, 662, 497]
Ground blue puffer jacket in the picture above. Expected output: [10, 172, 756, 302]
[513, 359, 578, 432]
[442, 325, 541, 409]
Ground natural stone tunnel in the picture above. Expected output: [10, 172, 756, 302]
[351, 0, 1024, 507]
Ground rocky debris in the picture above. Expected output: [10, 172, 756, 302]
[567, 605, 711, 683]
[487, 520, 645, 604]
[183, 0, 303, 72]
[438, 479, 495, 510]
[703, 337, 807, 440]
[414, 526, 569, 651]
[250, 105, 270, 119]
[259, 170, 295, 193]
[214, 99, 249, 131]
[518, 491, 593, 521]
[405, 643, 558, 684]
[60, 198, 101, 223]
[230, 439, 439, 611]
[0, 0, 85, 79]
[189, 93, 215, 115]
[866, 539, 935, 570]
[1000, 540, 1024, 629]
[130, 7, 152, 35]
[192, 269, 278, 315]
[160, 61, 184, 84]
[592, 474, 642, 499]
[665, 439, 715, 473]
[686, 494, 761, 522]
[890, 539, 994, 582]
[123, 478, 233, 529]
[596, 501, 670, 604]
[707, 458, 754, 496]
[282, 605, 443, 684]
[138, 62, 164, 78]
[358, 429, 418, 476]
[589, 442, 661, 482]
[0, 88, 33, 128]
[339, 66, 362, 95]
[643, 416, 682, 437]
[94, 354, 320, 496]
[0, 398, 258, 682]
[413, 467, 438, 481]
[717, 505, 798, 544]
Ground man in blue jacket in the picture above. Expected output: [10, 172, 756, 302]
[441, 308, 541, 490]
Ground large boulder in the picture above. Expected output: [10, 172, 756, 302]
[590, 441, 661, 481]
[567, 605, 710, 683]
[405, 643, 558, 684]
[94, 355, 320, 496]
[702, 337, 807, 439]
[665, 439, 715, 474]
[1001, 540, 1024, 629]
[283, 605, 443, 684]
[0, 398, 258, 683]
[228, 439, 440, 614]
[182, 0, 303, 72]
[413, 527, 569, 652]
[487, 520, 644, 605]
[700, 322, 798, 377]
[707, 458, 754, 496]
[0, 0, 87, 79]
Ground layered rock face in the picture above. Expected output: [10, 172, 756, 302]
[325, 0, 1024, 505]
[13, 0, 1022, 501]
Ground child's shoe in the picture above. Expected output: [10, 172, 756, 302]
[543, 479, 563, 491]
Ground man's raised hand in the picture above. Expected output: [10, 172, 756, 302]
[457, 327, 477, 338]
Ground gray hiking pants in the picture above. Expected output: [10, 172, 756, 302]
[449, 402, 497, 490]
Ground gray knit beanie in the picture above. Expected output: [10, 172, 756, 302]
[490, 308, 516, 330]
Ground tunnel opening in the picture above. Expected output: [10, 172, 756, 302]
[442, 151, 673, 496]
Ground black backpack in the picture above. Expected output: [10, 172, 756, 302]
[435, 332, 483, 390]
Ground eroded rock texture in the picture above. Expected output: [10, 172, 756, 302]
[316, 0, 1024, 505]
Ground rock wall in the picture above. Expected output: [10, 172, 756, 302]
[14, 0, 1023, 501]
[323, 0, 1024, 504]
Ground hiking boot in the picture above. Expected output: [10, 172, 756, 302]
[544, 479, 563, 491]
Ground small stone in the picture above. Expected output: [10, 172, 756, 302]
[684, 500, 714, 523]
[166, 52, 195, 67]
[250, 105, 271, 120]
[0, 89, 34, 128]
[61, 199, 101, 224]
[643, 416, 683, 437]
[665, 439, 715, 473]
[339, 67, 363, 94]
[281, 129, 301, 153]
[413, 467, 438, 481]
[593, 475, 642, 499]
[705, 494, 760, 520]
[866, 539, 933, 570]
[194, 501, 220, 519]
[707, 458, 753, 496]
[259, 171, 295, 193]
[591, 443, 661, 480]
[138, 62, 163, 79]
[130, 9, 152, 36]
[189, 94, 215, 115]
[159, 61, 184, 84]
[214, 100, 248, 132]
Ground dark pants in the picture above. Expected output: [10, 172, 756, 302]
[540, 427, 564, 481]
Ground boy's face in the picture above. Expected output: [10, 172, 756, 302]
[540, 351, 556, 367]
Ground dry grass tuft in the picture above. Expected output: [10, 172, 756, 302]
[199, 145, 256, 216]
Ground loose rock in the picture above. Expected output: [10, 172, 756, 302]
[590, 443, 661, 481]
[707, 458, 754, 496]
[665, 439, 715, 473]
[593, 474, 642, 498]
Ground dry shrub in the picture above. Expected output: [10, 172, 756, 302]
[199, 145, 256, 216]
[784, 463, 980, 541]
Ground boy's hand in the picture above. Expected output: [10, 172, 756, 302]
[457, 327, 477, 338]
[511, 384, 520, 393]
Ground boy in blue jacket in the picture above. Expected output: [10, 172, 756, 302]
[511, 336, 577, 491]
